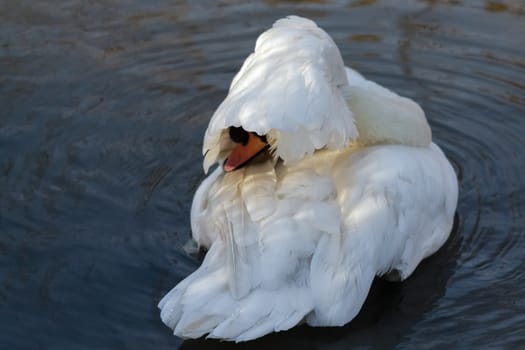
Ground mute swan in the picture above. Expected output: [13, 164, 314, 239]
[159, 16, 458, 342]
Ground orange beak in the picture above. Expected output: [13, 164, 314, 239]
[223, 133, 268, 172]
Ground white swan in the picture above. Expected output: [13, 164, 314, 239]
[159, 16, 458, 342]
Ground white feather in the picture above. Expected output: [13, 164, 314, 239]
[202, 16, 358, 172]
[159, 15, 458, 342]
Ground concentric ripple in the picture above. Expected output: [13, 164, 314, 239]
[1, 1, 524, 349]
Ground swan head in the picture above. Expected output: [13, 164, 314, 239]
[201, 16, 358, 173]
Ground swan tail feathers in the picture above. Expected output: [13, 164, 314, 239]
[158, 247, 314, 341]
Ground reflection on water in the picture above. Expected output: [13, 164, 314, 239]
[1, 1, 524, 349]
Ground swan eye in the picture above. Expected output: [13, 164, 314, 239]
[229, 126, 249, 145]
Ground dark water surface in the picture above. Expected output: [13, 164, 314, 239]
[1, 0, 525, 349]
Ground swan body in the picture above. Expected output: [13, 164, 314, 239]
[159, 16, 458, 342]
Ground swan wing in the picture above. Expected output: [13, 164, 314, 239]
[307, 144, 458, 325]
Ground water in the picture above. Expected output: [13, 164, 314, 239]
[1, 0, 524, 349]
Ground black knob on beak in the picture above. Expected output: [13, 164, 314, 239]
[229, 126, 249, 145]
